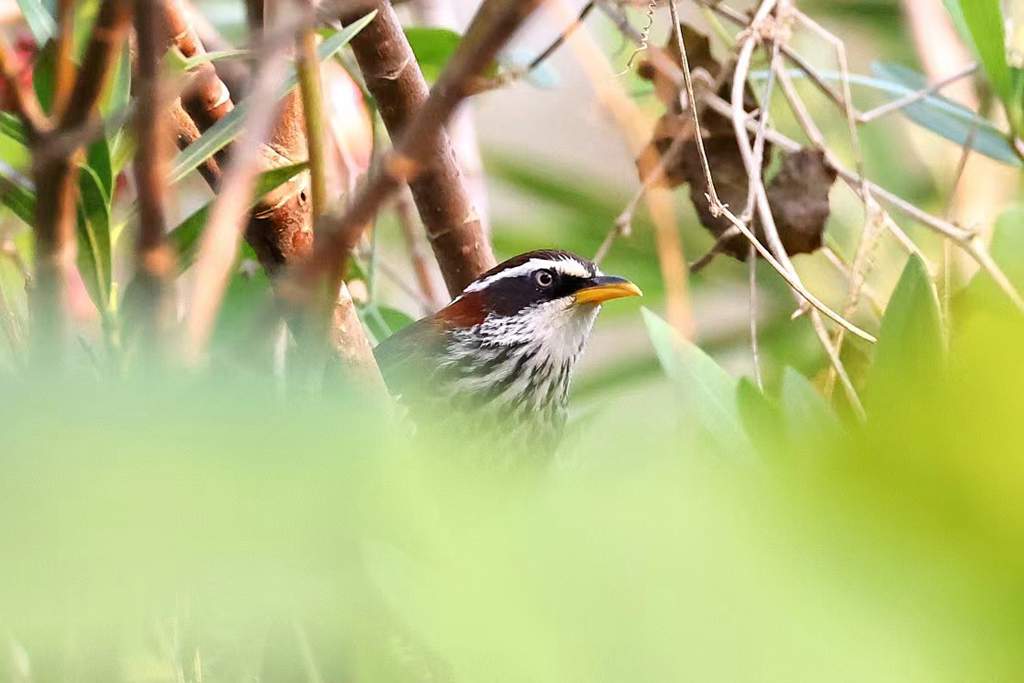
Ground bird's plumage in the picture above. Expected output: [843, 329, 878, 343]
[374, 249, 639, 460]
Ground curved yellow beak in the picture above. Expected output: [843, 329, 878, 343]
[573, 276, 643, 305]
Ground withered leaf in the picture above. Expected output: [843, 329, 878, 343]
[765, 149, 837, 257]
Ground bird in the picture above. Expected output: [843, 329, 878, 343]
[373, 249, 641, 460]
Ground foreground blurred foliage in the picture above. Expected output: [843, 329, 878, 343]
[3, 256, 1024, 682]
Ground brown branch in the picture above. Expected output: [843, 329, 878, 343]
[183, 32, 295, 364]
[130, 0, 176, 346]
[394, 189, 445, 311]
[28, 0, 132, 363]
[52, 0, 76, 119]
[346, 0, 496, 296]
[163, 0, 235, 156]
[293, 0, 545, 303]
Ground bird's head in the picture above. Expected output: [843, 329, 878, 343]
[437, 250, 642, 351]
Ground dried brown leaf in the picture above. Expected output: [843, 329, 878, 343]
[766, 149, 837, 257]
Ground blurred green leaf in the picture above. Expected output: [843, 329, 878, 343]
[167, 162, 308, 271]
[171, 12, 376, 184]
[32, 41, 56, 114]
[0, 173, 36, 226]
[15, 0, 56, 45]
[866, 254, 943, 410]
[779, 367, 844, 445]
[956, 0, 1015, 110]
[403, 27, 498, 84]
[102, 45, 132, 118]
[0, 113, 30, 170]
[75, 164, 112, 311]
[181, 49, 252, 71]
[957, 205, 1024, 316]
[0, 112, 29, 147]
[642, 307, 749, 452]
[736, 377, 784, 456]
[872, 63, 1020, 166]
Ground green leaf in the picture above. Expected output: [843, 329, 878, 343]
[86, 139, 114, 204]
[15, 0, 56, 45]
[0, 173, 36, 226]
[958, 205, 1024, 313]
[181, 49, 252, 71]
[865, 255, 943, 409]
[167, 162, 308, 271]
[0, 112, 29, 147]
[170, 11, 376, 184]
[75, 164, 112, 311]
[32, 41, 56, 115]
[642, 308, 750, 452]
[404, 27, 463, 83]
[736, 378, 784, 456]
[102, 45, 132, 118]
[870, 63, 1020, 166]
[0, 112, 30, 170]
[778, 367, 843, 445]
[957, 0, 1013, 106]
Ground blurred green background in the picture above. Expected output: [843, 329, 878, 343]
[3, 0, 1024, 680]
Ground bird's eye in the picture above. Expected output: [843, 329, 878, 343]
[534, 270, 554, 288]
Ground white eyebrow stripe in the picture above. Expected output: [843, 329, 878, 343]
[463, 258, 592, 293]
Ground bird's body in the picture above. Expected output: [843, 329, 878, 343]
[374, 250, 641, 459]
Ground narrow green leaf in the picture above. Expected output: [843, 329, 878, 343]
[642, 308, 750, 452]
[170, 11, 377, 184]
[870, 62, 1021, 167]
[957, 0, 1015, 119]
[102, 45, 132, 118]
[0, 112, 29, 147]
[0, 112, 30, 170]
[865, 255, 943, 409]
[32, 41, 56, 115]
[86, 140, 114, 204]
[75, 164, 112, 311]
[0, 173, 36, 226]
[167, 162, 308, 271]
[181, 49, 252, 71]
[15, 0, 56, 45]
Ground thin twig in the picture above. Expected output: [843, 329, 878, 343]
[669, 0, 875, 346]
[131, 0, 177, 347]
[748, 243, 762, 389]
[858, 62, 977, 124]
[296, 2, 329, 220]
[183, 35, 295, 364]
[344, 0, 498, 296]
[293, 0, 546, 294]
[720, 0, 867, 415]
[53, 0, 76, 119]
[699, 92, 1024, 311]
[394, 189, 444, 312]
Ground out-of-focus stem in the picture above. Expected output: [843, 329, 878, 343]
[410, 0, 491, 234]
[296, 8, 328, 220]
